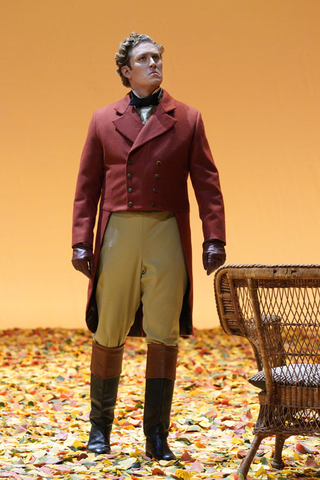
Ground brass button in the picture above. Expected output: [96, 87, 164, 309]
[128, 187, 133, 193]
[156, 160, 161, 166]
[153, 188, 158, 193]
[127, 173, 132, 179]
[155, 174, 160, 179]
[128, 201, 133, 207]
[151, 201, 156, 207]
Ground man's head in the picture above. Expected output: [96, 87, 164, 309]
[115, 32, 164, 95]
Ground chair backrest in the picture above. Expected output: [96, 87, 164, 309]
[214, 265, 320, 393]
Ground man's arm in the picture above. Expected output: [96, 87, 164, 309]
[188, 111, 226, 274]
[72, 112, 104, 277]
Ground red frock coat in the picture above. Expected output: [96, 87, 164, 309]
[72, 90, 226, 335]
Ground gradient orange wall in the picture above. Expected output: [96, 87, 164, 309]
[1, 0, 320, 330]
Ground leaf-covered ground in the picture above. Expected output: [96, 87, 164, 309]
[0, 328, 320, 479]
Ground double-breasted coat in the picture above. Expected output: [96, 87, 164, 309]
[72, 90, 226, 336]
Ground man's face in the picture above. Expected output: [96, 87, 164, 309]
[121, 42, 163, 96]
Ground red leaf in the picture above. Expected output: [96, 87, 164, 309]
[306, 455, 320, 468]
[236, 449, 248, 459]
[180, 450, 195, 462]
[152, 467, 165, 475]
[296, 442, 316, 454]
[245, 409, 253, 419]
[195, 366, 203, 374]
[76, 453, 88, 460]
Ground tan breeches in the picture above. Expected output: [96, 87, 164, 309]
[94, 212, 188, 348]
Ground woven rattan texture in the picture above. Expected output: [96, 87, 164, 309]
[214, 264, 320, 478]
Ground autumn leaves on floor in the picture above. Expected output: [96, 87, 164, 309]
[0, 328, 319, 479]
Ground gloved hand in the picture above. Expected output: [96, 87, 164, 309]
[202, 239, 226, 275]
[72, 243, 94, 279]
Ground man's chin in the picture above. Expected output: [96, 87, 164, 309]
[149, 78, 162, 87]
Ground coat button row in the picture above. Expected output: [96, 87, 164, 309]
[127, 187, 158, 195]
[127, 173, 159, 179]
[127, 160, 160, 165]
[128, 201, 156, 208]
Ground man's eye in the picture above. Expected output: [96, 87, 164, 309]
[139, 56, 146, 61]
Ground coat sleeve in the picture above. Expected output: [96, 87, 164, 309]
[188, 111, 226, 244]
[72, 112, 104, 246]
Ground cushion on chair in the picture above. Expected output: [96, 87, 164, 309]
[249, 364, 320, 390]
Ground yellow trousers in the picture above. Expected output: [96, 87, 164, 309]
[94, 212, 188, 348]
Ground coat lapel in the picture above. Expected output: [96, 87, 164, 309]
[112, 95, 143, 144]
[112, 90, 177, 151]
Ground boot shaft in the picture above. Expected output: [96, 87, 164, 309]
[144, 344, 178, 438]
[144, 377, 175, 437]
[91, 341, 124, 378]
[87, 341, 124, 455]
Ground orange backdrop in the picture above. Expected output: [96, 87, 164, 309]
[1, 0, 320, 330]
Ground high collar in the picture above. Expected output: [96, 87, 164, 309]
[114, 89, 176, 115]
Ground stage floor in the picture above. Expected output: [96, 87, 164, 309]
[0, 327, 319, 479]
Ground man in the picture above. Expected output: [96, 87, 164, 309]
[72, 32, 226, 460]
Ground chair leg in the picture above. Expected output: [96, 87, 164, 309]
[271, 436, 286, 469]
[239, 435, 264, 479]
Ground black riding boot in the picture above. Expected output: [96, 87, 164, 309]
[87, 374, 120, 454]
[143, 344, 178, 461]
[87, 342, 124, 454]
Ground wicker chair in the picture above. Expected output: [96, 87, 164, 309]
[214, 264, 320, 478]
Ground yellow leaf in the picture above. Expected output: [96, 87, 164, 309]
[14, 394, 25, 403]
[175, 469, 193, 480]
[130, 447, 143, 457]
[72, 440, 83, 449]
[252, 465, 266, 477]
[43, 394, 54, 402]
[231, 437, 243, 444]
[194, 441, 206, 448]
[293, 451, 300, 460]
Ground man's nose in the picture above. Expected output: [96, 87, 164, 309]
[149, 58, 156, 67]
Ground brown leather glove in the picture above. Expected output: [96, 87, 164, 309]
[72, 243, 94, 279]
[202, 239, 226, 275]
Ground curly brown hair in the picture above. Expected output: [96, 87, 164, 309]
[115, 32, 164, 87]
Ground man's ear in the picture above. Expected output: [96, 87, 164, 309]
[121, 65, 131, 80]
